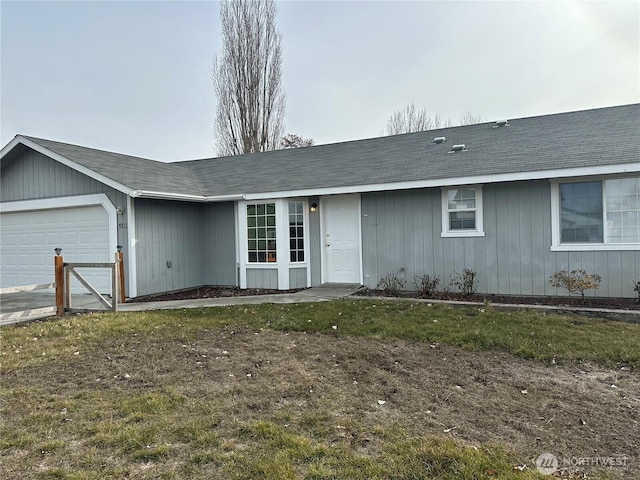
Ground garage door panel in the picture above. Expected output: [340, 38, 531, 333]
[18, 254, 32, 267]
[1, 205, 112, 293]
[32, 232, 47, 246]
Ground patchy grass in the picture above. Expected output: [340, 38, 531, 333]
[261, 300, 640, 367]
[1, 300, 637, 479]
[3, 299, 638, 372]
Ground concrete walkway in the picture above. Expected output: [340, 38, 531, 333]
[119, 284, 364, 312]
[0, 284, 363, 324]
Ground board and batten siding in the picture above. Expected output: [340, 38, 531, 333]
[202, 202, 237, 287]
[289, 267, 307, 289]
[246, 268, 278, 289]
[134, 199, 237, 296]
[309, 196, 322, 286]
[362, 180, 640, 298]
[1, 148, 127, 209]
[135, 199, 205, 296]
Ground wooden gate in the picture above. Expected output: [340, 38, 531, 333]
[56, 250, 126, 315]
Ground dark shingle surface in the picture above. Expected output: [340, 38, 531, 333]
[20, 136, 205, 195]
[22, 104, 640, 197]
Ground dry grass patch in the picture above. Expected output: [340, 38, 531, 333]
[1, 300, 638, 479]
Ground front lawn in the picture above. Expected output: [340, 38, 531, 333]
[2, 300, 638, 479]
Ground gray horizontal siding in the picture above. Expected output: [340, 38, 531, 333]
[362, 181, 640, 298]
[246, 269, 278, 289]
[289, 267, 307, 289]
[203, 202, 237, 286]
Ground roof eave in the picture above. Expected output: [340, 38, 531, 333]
[131, 190, 246, 202]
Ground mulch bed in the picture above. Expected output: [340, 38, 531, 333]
[357, 289, 640, 310]
[132, 286, 304, 303]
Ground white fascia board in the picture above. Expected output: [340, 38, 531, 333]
[126, 195, 138, 298]
[242, 163, 640, 200]
[1, 193, 114, 213]
[131, 190, 245, 202]
[0, 136, 23, 158]
[6, 136, 136, 197]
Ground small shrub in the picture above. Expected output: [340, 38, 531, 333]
[449, 269, 478, 296]
[549, 269, 602, 301]
[377, 273, 406, 297]
[633, 280, 640, 303]
[414, 274, 440, 298]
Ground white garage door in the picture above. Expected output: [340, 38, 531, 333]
[1, 205, 112, 293]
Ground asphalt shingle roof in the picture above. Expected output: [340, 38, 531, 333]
[16, 103, 640, 198]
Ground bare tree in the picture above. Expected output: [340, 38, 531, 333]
[213, 0, 285, 156]
[384, 103, 442, 135]
[384, 104, 482, 135]
[279, 133, 314, 149]
[459, 112, 484, 125]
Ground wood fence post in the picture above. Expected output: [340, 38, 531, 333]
[65, 266, 72, 311]
[112, 253, 119, 311]
[54, 250, 64, 316]
[117, 246, 126, 304]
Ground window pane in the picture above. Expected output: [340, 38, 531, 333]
[449, 211, 476, 230]
[288, 201, 305, 263]
[448, 189, 476, 210]
[606, 177, 640, 243]
[247, 203, 277, 262]
[560, 182, 603, 243]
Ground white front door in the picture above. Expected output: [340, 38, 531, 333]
[322, 194, 361, 284]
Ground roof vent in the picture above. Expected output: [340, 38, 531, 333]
[493, 120, 510, 128]
[433, 136, 446, 144]
[448, 144, 466, 153]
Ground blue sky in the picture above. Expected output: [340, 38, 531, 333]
[1, 0, 638, 162]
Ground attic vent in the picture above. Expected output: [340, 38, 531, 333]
[433, 136, 446, 144]
[493, 120, 510, 128]
[448, 144, 466, 153]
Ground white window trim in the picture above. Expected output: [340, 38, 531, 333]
[237, 199, 310, 289]
[441, 185, 485, 237]
[550, 178, 640, 251]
